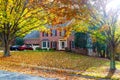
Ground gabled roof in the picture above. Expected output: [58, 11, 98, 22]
[45, 19, 75, 28]
[24, 30, 40, 39]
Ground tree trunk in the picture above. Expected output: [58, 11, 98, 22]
[106, 47, 110, 59]
[3, 40, 10, 57]
[110, 51, 116, 70]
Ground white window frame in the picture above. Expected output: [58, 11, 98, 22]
[42, 41, 49, 49]
[51, 30, 57, 36]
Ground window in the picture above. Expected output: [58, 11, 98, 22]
[42, 41, 49, 49]
[51, 30, 57, 36]
[43, 41, 47, 47]
[51, 41, 57, 48]
[60, 30, 66, 36]
[42, 32, 48, 37]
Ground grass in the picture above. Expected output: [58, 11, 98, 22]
[0, 51, 120, 79]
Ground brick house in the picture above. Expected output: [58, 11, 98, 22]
[24, 27, 75, 51]
[40, 27, 75, 50]
[24, 26, 93, 55]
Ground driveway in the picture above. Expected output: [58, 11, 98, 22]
[0, 70, 58, 80]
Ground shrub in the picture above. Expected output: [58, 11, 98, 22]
[35, 47, 55, 51]
[65, 47, 71, 52]
[15, 37, 24, 46]
[49, 48, 56, 51]
[35, 47, 42, 51]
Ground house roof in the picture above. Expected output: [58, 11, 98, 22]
[45, 19, 75, 28]
[24, 30, 40, 39]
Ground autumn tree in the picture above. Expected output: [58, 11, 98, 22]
[39, 0, 120, 71]
[37, 0, 90, 34]
[0, 0, 48, 56]
[87, 0, 120, 70]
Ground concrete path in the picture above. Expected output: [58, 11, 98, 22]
[0, 70, 58, 80]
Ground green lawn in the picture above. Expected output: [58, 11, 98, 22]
[0, 51, 120, 79]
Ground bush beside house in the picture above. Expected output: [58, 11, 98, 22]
[74, 32, 93, 56]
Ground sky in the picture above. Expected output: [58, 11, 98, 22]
[106, 0, 120, 11]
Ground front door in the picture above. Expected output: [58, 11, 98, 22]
[59, 40, 67, 50]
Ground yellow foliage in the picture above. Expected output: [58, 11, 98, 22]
[75, 26, 88, 32]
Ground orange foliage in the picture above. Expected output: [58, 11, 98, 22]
[0, 51, 107, 71]
[0, 51, 119, 79]
[29, 0, 90, 38]
[29, 0, 89, 25]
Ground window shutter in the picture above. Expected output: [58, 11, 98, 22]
[51, 41, 52, 48]
[51, 30, 52, 36]
[60, 31, 61, 36]
[55, 30, 57, 36]
[42, 32, 44, 37]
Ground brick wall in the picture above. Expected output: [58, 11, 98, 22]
[40, 28, 75, 50]
[24, 38, 40, 45]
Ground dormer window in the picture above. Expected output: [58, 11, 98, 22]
[51, 30, 57, 36]
[42, 32, 48, 37]
[60, 30, 66, 36]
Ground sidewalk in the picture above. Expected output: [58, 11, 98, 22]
[0, 70, 58, 80]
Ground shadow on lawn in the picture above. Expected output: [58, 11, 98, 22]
[105, 69, 116, 79]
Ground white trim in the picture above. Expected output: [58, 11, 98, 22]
[58, 39, 67, 50]
[32, 44, 39, 50]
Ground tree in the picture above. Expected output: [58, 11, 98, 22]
[38, 0, 120, 71]
[38, 0, 90, 33]
[87, 0, 120, 70]
[75, 32, 88, 48]
[0, 0, 48, 56]
[15, 37, 24, 46]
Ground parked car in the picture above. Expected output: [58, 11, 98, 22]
[18, 45, 33, 50]
[10, 45, 20, 51]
